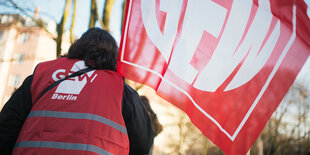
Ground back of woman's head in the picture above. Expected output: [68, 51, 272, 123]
[67, 27, 118, 71]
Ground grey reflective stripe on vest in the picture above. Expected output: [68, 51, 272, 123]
[14, 141, 113, 155]
[28, 110, 127, 135]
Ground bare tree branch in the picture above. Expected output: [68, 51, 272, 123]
[70, 0, 77, 43]
[5, 0, 56, 39]
[89, 0, 107, 30]
[102, 0, 114, 31]
[8, 0, 32, 17]
[56, 0, 71, 57]
[89, 0, 97, 28]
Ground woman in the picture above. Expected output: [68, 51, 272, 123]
[0, 28, 154, 155]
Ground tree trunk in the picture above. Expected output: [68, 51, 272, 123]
[203, 138, 209, 155]
[70, 0, 77, 43]
[257, 135, 264, 155]
[121, 0, 127, 33]
[89, 0, 106, 30]
[246, 148, 250, 155]
[56, 0, 71, 57]
[89, 0, 97, 28]
[102, 0, 115, 32]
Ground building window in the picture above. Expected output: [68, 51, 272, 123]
[9, 74, 20, 87]
[8, 16, 14, 23]
[17, 33, 30, 43]
[0, 31, 3, 41]
[15, 53, 25, 64]
[1, 15, 8, 24]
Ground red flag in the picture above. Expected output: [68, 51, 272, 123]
[117, 0, 310, 154]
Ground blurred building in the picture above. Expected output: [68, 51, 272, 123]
[0, 14, 58, 108]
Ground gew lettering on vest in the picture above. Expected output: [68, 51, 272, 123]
[51, 61, 97, 100]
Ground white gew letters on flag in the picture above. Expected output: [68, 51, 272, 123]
[120, 0, 310, 154]
[194, 0, 280, 92]
[141, 0, 227, 83]
[142, 0, 282, 92]
[141, 0, 183, 61]
[167, 0, 227, 83]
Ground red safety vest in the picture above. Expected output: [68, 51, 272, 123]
[13, 57, 129, 155]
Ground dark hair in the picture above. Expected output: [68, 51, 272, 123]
[140, 96, 163, 137]
[66, 27, 118, 71]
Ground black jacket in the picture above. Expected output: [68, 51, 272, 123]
[0, 75, 154, 154]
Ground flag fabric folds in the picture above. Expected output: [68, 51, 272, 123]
[117, 0, 310, 154]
